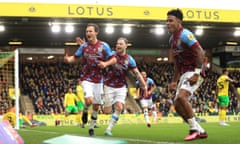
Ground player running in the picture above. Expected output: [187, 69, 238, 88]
[166, 9, 208, 141]
[136, 71, 157, 127]
[98, 37, 147, 136]
[64, 23, 115, 136]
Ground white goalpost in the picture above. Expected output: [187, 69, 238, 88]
[0, 49, 20, 130]
[14, 49, 20, 130]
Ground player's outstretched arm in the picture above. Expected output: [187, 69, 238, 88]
[132, 68, 148, 98]
[76, 37, 85, 45]
[64, 53, 76, 63]
[98, 57, 117, 69]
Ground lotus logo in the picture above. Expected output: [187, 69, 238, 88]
[29, 6, 36, 12]
[143, 10, 150, 16]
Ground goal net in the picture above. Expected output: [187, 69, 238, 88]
[0, 50, 20, 129]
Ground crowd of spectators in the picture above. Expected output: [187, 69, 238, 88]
[0, 88, 13, 115]
[20, 62, 82, 115]
[13, 60, 240, 117]
[0, 75, 13, 115]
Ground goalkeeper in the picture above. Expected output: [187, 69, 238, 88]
[3, 106, 36, 128]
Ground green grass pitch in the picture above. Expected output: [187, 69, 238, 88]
[18, 122, 240, 144]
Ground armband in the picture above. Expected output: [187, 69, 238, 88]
[194, 68, 201, 74]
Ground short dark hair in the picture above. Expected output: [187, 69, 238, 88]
[167, 9, 183, 20]
[87, 23, 99, 33]
[222, 69, 228, 73]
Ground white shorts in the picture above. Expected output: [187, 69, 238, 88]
[103, 85, 127, 107]
[176, 71, 204, 100]
[140, 98, 153, 108]
[82, 80, 103, 104]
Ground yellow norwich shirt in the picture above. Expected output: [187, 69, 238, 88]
[64, 93, 77, 107]
[76, 84, 84, 102]
[3, 112, 16, 127]
[217, 75, 229, 96]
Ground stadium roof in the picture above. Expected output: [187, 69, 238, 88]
[0, 17, 239, 50]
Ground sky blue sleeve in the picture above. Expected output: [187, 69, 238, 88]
[148, 78, 155, 85]
[129, 55, 137, 68]
[103, 42, 113, 59]
[74, 43, 86, 57]
[180, 29, 198, 47]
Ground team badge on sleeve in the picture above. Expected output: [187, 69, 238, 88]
[177, 40, 181, 46]
[187, 34, 194, 40]
[124, 60, 129, 65]
[98, 47, 103, 52]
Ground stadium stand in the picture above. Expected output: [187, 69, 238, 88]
[17, 60, 240, 117]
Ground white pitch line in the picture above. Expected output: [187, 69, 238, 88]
[20, 129, 58, 134]
[20, 129, 182, 144]
[119, 137, 182, 144]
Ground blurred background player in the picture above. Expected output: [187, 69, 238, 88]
[98, 37, 147, 136]
[136, 71, 157, 127]
[75, 79, 99, 128]
[3, 106, 36, 128]
[75, 79, 85, 128]
[217, 69, 238, 126]
[64, 87, 79, 123]
[64, 23, 115, 136]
